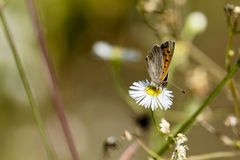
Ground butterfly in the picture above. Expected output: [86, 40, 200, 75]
[145, 41, 175, 88]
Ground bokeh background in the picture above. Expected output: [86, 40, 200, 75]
[0, 0, 240, 160]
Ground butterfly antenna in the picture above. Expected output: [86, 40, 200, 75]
[167, 81, 186, 94]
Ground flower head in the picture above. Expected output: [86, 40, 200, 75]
[92, 41, 141, 62]
[159, 118, 170, 134]
[129, 80, 173, 111]
[171, 144, 188, 160]
[175, 133, 188, 145]
[171, 133, 188, 160]
[224, 115, 238, 127]
[184, 12, 207, 39]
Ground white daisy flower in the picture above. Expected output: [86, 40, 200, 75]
[159, 118, 171, 134]
[129, 80, 174, 111]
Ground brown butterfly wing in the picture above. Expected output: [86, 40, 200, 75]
[159, 41, 175, 82]
[145, 44, 164, 85]
[146, 41, 175, 86]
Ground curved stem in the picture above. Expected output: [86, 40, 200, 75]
[0, 7, 56, 160]
[157, 60, 240, 155]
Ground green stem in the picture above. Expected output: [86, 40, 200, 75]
[225, 14, 240, 119]
[157, 59, 240, 155]
[151, 110, 160, 132]
[226, 19, 233, 70]
[110, 61, 144, 114]
[228, 80, 240, 118]
[0, 7, 56, 160]
[188, 151, 240, 160]
[136, 139, 165, 160]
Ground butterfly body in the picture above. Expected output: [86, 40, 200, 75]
[145, 41, 175, 87]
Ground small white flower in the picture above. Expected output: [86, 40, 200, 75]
[187, 12, 207, 32]
[159, 118, 170, 134]
[171, 133, 188, 160]
[233, 6, 240, 17]
[175, 133, 188, 145]
[92, 41, 141, 62]
[224, 115, 238, 127]
[184, 12, 207, 39]
[129, 80, 173, 111]
[171, 144, 188, 160]
[92, 41, 112, 60]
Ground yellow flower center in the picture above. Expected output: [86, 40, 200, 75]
[145, 85, 162, 96]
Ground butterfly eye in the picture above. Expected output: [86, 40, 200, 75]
[145, 57, 148, 62]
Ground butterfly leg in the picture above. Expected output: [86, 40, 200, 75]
[161, 74, 168, 88]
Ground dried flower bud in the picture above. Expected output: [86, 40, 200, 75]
[171, 145, 188, 160]
[122, 130, 133, 141]
[175, 133, 188, 145]
[103, 136, 119, 156]
[171, 133, 188, 160]
[224, 115, 238, 127]
[224, 3, 235, 16]
[159, 118, 170, 134]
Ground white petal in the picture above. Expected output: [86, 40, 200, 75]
[129, 80, 174, 111]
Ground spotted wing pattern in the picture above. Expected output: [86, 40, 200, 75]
[160, 41, 175, 82]
[146, 41, 175, 86]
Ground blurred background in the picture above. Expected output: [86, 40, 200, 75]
[0, 0, 240, 160]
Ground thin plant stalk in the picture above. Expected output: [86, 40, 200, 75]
[157, 59, 240, 155]
[119, 140, 139, 160]
[188, 151, 240, 160]
[136, 139, 165, 160]
[26, 0, 79, 159]
[110, 60, 144, 114]
[225, 15, 240, 118]
[151, 110, 160, 133]
[0, 7, 56, 160]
